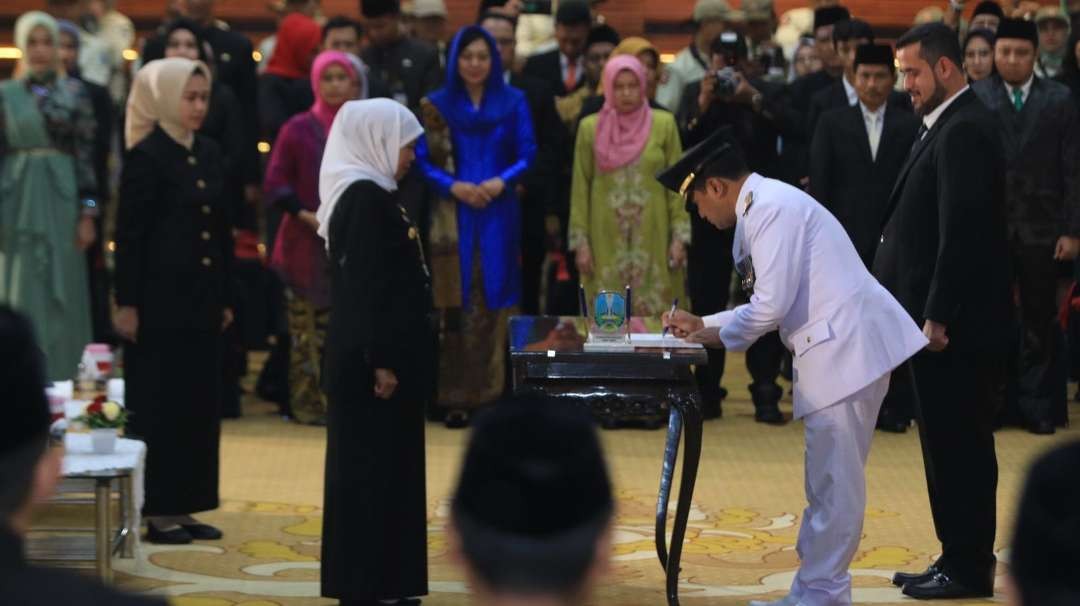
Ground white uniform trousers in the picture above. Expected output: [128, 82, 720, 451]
[788, 372, 890, 606]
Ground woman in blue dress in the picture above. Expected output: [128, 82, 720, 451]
[417, 25, 536, 427]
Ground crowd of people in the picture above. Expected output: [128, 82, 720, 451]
[2, 0, 1080, 603]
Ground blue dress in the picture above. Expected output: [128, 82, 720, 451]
[416, 27, 536, 311]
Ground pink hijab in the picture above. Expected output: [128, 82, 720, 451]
[594, 55, 653, 173]
[309, 50, 359, 131]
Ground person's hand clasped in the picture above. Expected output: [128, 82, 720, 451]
[76, 215, 96, 251]
[113, 306, 139, 343]
[479, 177, 506, 199]
[1054, 236, 1080, 261]
[922, 319, 949, 352]
[374, 368, 398, 400]
[669, 240, 687, 269]
[575, 244, 594, 276]
[662, 309, 704, 338]
[451, 181, 492, 209]
[221, 308, 234, 332]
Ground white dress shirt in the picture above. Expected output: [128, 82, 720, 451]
[1004, 74, 1035, 107]
[559, 52, 584, 89]
[842, 75, 858, 106]
[860, 102, 886, 161]
[921, 84, 970, 136]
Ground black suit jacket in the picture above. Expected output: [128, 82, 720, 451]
[872, 89, 1012, 353]
[510, 72, 565, 217]
[809, 101, 919, 267]
[362, 37, 443, 115]
[761, 69, 834, 184]
[523, 49, 583, 96]
[973, 74, 1080, 245]
[806, 78, 912, 141]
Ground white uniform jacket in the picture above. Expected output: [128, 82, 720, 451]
[704, 173, 928, 418]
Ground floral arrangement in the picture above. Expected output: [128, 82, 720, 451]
[73, 395, 129, 429]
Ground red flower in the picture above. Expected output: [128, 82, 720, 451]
[93, 395, 107, 405]
[87, 401, 103, 415]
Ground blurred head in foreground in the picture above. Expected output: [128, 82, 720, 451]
[450, 395, 614, 605]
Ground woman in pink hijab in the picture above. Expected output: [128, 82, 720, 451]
[262, 50, 360, 425]
[569, 54, 688, 316]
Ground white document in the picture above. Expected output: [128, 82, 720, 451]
[629, 333, 705, 349]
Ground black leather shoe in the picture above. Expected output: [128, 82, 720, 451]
[754, 403, 785, 424]
[146, 524, 193, 545]
[877, 418, 909, 433]
[891, 564, 939, 587]
[182, 523, 223, 540]
[1028, 419, 1055, 435]
[902, 573, 993, 600]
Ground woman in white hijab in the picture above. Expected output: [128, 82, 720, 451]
[114, 57, 234, 545]
[317, 98, 433, 605]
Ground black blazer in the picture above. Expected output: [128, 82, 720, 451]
[809, 101, 919, 267]
[362, 37, 443, 114]
[972, 74, 1080, 245]
[872, 89, 1012, 353]
[510, 71, 565, 215]
[806, 79, 911, 141]
[324, 180, 433, 394]
[523, 49, 583, 96]
[114, 127, 234, 338]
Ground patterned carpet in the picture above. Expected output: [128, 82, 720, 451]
[58, 352, 1080, 605]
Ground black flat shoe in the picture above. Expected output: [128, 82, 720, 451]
[902, 573, 993, 600]
[892, 564, 939, 587]
[181, 523, 223, 540]
[754, 404, 785, 425]
[146, 524, 193, 545]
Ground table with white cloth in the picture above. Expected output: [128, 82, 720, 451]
[26, 434, 146, 583]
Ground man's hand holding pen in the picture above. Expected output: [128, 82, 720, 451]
[662, 309, 725, 348]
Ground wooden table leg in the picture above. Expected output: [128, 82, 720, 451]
[664, 395, 704, 606]
[119, 474, 134, 558]
[95, 478, 112, 583]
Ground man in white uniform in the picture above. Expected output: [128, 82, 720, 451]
[659, 129, 927, 606]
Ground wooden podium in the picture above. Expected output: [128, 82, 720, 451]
[509, 316, 707, 606]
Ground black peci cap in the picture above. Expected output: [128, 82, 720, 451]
[972, 0, 1005, 20]
[555, 0, 592, 26]
[996, 17, 1039, 47]
[814, 5, 850, 31]
[586, 23, 620, 49]
[854, 43, 895, 69]
[361, 0, 401, 18]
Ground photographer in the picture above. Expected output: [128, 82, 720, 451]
[676, 30, 787, 423]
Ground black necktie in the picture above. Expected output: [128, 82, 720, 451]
[917, 123, 928, 140]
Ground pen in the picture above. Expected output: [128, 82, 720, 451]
[661, 298, 679, 339]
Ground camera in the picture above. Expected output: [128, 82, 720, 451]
[712, 67, 739, 97]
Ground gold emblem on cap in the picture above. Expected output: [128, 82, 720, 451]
[408, 226, 418, 240]
[678, 171, 696, 199]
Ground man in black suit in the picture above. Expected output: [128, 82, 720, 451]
[767, 5, 849, 186]
[480, 11, 566, 315]
[811, 44, 919, 270]
[973, 18, 1080, 435]
[806, 19, 913, 138]
[0, 307, 167, 606]
[522, 0, 591, 96]
[360, 0, 443, 115]
[874, 23, 1011, 600]
[677, 30, 786, 423]
[811, 44, 921, 435]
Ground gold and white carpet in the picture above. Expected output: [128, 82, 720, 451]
[62, 353, 1080, 605]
